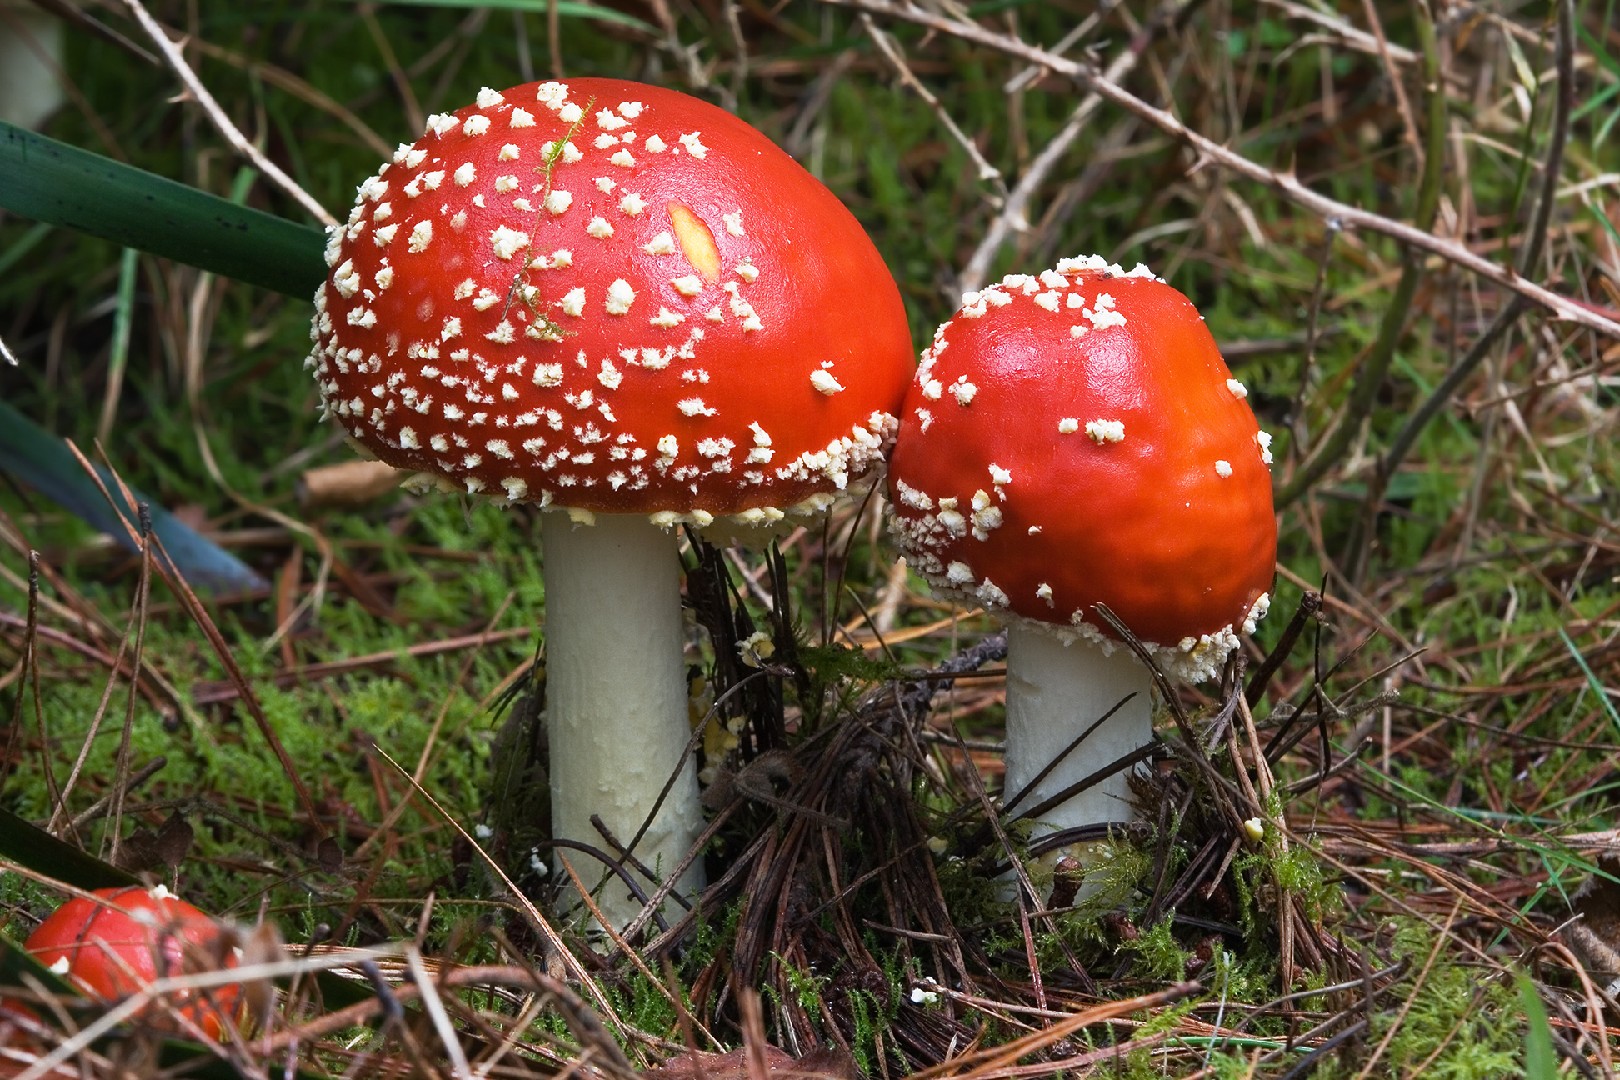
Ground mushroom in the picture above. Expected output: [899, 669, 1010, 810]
[308, 79, 913, 930]
[887, 256, 1276, 890]
[17, 885, 243, 1038]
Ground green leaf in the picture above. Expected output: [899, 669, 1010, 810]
[0, 401, 268, 595]
[0, 123, 326, 299]
[0, 807, 141, 892]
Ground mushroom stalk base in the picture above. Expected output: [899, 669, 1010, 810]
[542, 512, 705, 932]
[1001, 626, 1155, 889]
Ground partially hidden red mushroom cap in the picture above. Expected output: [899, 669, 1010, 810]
[887, 256, 1277, 681]
[20, 885, 243, 1038]
[309, 78, 914, 526]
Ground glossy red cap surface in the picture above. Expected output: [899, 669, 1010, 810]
[887, 257, 1277, 680]
[310, 78, 913, 524]
[21, 885, 242, 1038]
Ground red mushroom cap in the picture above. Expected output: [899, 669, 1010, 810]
[887, 257, 1277, 681]
[20, 885, 242, 1038]
[309, 78, 913, 525]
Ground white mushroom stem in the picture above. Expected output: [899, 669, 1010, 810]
[541, 511, 705, 932]
[1000, 624, 1155, 856]
[0, 2, 66, 131]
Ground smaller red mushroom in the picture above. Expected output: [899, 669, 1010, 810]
[15, 885, 243, 1039]
[887, 256, 1277, 887]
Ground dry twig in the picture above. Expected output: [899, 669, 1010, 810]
[119, 0, 337, 226]
[821, 0, 1620, 341]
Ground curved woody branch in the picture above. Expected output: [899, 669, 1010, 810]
[823, 0, 1620, 344]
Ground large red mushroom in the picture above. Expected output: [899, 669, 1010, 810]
[887, 256, 1276, 889]
[308, 79, 913, 930]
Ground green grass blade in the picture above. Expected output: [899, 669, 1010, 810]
[96, 248, 139, 445]
[1517, 974, 1558, 1079]
[0, 123, 326, 299]
[0, 401, 268, 594]
[1558, 626, 1620, 734]
[0, 220, 51, 278]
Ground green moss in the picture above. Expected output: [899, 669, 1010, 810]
[1123, 916, 1195, 982]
